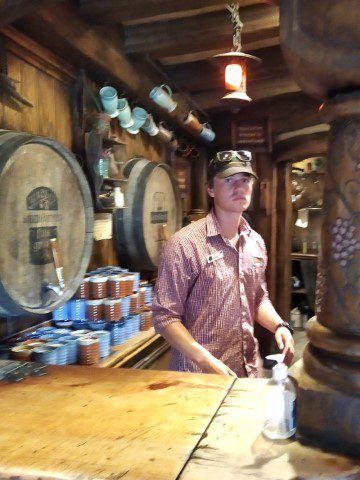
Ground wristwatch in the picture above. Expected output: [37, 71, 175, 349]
[275, 321, 294, 335]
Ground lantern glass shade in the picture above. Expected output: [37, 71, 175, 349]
[222, 62, 251, 101]
[225, 63, 243, 90]
[213, 51, 260, 102]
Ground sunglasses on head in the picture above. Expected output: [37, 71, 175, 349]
[215, 150, 252, 164]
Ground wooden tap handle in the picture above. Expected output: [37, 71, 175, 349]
[49, 238, 63, 270]
[161, 224, 170, 241]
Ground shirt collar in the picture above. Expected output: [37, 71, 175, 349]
[206, 209, 252, 238]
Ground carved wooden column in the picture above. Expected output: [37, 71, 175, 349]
[280, 0, 360, 456]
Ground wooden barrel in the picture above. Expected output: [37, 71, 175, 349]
[114, 158, 182, 271]
[0, 130, 93, 316]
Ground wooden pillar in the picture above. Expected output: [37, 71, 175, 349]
[190, 149, 209, 216]
[275, 162, 292, 321]
[280, 0, 360, 456]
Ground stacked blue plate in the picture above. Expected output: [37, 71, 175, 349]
[129, 272, 140, 292]
[121, 296, 131, 317]
[52, 303, 69, 321]
[108, 321, 125, 345]
[48, 342, 68, 365]
[32, 345, 57, 365]
[72, 320, 88, 330]
[39, 332, 61, 342]
[36, 326, 56, 335]
[54, 320, 73, 329]
[122, 317, 133, 341]
[90, 331, 111, 358]
[68, 299, 87, 320]
[56, 328, 73, 336]
[71, 329, 91, 338]
[131, 314, 141, 334]
[58, 335, 79, 364]
[145, 285, 153, 304]
[88, 320, 107, 331]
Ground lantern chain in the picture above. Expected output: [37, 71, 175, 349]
[226, 4, 243, 53]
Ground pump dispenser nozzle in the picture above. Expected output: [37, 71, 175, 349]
[266, 354, 288, 381]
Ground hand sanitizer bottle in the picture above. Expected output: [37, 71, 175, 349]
[263, 354, 296, 440]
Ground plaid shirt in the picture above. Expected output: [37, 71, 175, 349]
[152, 210, 269, 377]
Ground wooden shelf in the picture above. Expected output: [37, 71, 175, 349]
[103, 137, 126, 148]
[297, 207, 322, 211]
[291, 253, 318, 260]
[102, 177, 127, 184]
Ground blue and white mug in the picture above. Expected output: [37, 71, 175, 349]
[149, 84, 177, 112]
[127, 107, 148, 134]
[117, 98, 134, 128]
[200, 123, 216, 142]
[99, 86, 119, 117]
[141, 114, 159, 136]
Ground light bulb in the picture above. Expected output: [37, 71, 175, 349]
[225, 63, 243, 90]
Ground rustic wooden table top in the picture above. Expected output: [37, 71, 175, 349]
[0, 365, 233, 480]
[180, 378, 360, 480]
[0, 367, 358, 480]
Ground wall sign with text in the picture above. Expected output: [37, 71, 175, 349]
[232, 119, 272, 152]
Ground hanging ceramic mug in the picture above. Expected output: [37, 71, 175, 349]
[169, 135, 179, 151]
[99, 86, 119, 118]
[127, 107, 148, 134]
[141, 114, 159, 136]
[200, 123, 216, 142]
[117, 98, 134, 128]
[183, 111, 202, 134]
[149, 84, 177, 112]
[158, 121, 174, 143]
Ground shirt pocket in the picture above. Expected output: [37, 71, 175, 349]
[246, 255, 266, 281]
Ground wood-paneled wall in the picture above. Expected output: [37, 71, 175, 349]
[1, 27, 74, 147]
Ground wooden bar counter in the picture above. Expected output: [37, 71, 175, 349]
[0, 366, 358, 480]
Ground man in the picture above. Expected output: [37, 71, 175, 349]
[152, 150, 294, 377]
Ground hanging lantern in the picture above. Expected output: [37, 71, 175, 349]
[213, 4, 261, 102]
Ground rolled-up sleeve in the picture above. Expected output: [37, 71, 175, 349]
[152, 236, 193, 334]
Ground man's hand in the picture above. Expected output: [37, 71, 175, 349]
[160, 322, 238, 376]
[275, 327, 295, 365]
[197, 352, 238, 377]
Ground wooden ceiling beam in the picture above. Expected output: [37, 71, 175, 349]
[0, 0, 61, 27]
[124, 5, 279, 57]
[191, 73, 301, 110]
[160, 31, 280, 65]
[79, 0, 267, 26]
